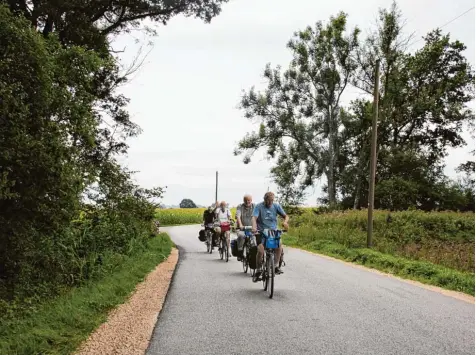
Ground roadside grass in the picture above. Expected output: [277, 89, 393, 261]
[0, 233, 173, 355]
[282, 216, 475, 296]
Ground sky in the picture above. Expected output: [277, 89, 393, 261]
[113, 0, 475, 207]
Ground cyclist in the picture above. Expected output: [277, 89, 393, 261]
[235, 194, 255, 261]
[251, 191, 289, 282]
[214, 200, 232, 255]
[203, 205, 217, 247]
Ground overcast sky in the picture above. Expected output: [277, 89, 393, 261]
[113, 0, 475, 207]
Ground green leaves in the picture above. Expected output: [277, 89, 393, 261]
[236, 11, 360, 206]
[236, 2, 474, 211]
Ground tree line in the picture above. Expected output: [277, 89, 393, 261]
[234, 2, 475, 212]
[0, 0, 229, 306]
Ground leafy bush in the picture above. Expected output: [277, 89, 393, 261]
[0, 6, 165, 309]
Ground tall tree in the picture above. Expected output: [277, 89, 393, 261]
[339, 2, 475, 210]
[235, 12, 360, 207]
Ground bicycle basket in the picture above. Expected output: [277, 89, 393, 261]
[220, 222, 231, 232]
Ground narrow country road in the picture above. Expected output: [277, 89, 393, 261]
[146, 225, 474, 355]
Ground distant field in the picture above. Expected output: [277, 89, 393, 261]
[155, 207, 237, 225]
[155, 207, 475, 294]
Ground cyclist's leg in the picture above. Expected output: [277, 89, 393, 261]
[274, 244, 283, 273]
[236, 231, 245, 251]
[253, 234, 264, 282]
[226, 231, 231, 253]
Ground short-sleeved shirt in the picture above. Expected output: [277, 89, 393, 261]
[252, 202, 286, 231]
[236, 203, 255, 227]
[215, 208, 231, 223]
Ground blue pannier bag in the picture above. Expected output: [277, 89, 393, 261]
[262, 229, 282, 249]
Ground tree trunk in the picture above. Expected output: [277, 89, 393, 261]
[327, 108, 339, 208]
[353, 140, 368, 209]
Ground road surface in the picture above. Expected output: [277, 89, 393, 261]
[147, 225, 474, 355]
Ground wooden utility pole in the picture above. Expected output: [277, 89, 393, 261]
[215, 171, 218, 203]
[367, 59, 380, 248]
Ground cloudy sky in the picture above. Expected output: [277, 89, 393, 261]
[113, 0, 475, 207]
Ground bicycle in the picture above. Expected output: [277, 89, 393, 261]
[258, 229, 286, 299]
[201, 223, 215, 254]
[238, 226, 254, 274]
[217, 221, 231, 262]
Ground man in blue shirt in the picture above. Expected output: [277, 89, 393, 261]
[251, 191, 289, 282]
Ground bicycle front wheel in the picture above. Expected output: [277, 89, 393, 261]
[267, 253, 275, 298]
[219, 238, 224, 260]
[242, 246, 248, 273]
[262, 254, 268, 291]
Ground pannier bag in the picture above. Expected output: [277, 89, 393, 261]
[198, 229, 206, 242]
[248, 246, 257, 269]
[231, 239, 238, 257]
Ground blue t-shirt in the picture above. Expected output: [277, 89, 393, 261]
[252, 202, 286, 231]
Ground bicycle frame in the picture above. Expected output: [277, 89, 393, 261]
[260, 229, 284, 299]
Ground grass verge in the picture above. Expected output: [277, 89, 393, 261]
[283, 234, 475, 296]
[0, 233, 173, 355]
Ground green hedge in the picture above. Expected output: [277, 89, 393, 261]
[0, 233, 173, 355]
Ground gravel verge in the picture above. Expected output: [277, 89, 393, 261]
[74, 248, 179, 355]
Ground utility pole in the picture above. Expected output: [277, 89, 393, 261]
[367, 59, 380, 248]
[215, 171, 218, 203]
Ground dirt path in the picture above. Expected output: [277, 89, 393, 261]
[75, 248, 179, 355]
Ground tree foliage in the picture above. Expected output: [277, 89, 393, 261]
[0, 0, 228, 305]
[180, 198, 197, 208]
[235, 12, 360, 207]
[235, 2, 475, 212]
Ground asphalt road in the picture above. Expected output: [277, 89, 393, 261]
[147, 225, 474, 355]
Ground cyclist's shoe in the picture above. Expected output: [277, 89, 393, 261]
[237, 256, 242, 261]
[253, 270, 262, 282]
[275, 267, 283, 275]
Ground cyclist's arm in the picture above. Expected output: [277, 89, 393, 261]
[251, 204, 260, 232]
[236, 206, 243, 228]
[251, 216, 258, 232]
[276, 204, 289, 230]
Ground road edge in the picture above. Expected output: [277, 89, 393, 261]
[74, 247, 180, 355]
[287, 245, 475, 304]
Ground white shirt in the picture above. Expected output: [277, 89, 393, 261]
[215, 208, 231, 223]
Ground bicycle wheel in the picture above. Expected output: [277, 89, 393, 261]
[267, 253, 275, 299]
[219, 237, 224, 260]
[225, 243, 229, 262]
[262, 254, 268, 291]
[206, 232, 211, 253]
[209, 234, 213, 254]
[242, 246, 248, 273]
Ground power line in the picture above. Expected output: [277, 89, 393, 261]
[409, 6, 474, 48]
[438, 6, 475, 30]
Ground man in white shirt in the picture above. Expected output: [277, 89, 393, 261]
[214, 201, 232, 255]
